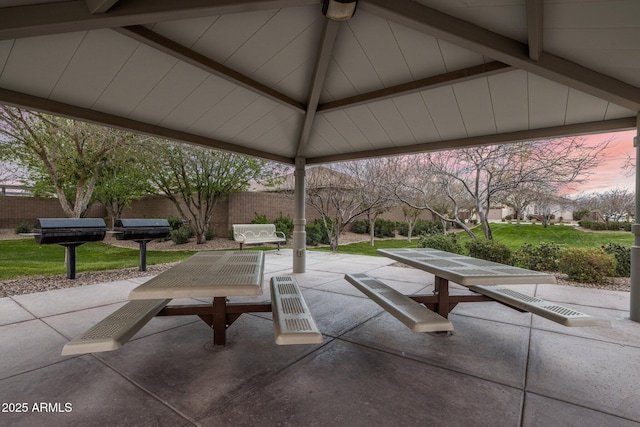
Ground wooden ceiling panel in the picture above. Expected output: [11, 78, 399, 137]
[321, 110, 372, 151]
[328, 22, 383, 97]
[92, 44, 178, 116]
[368, 99, 416, 146]
[191, 10, 276, 63]
[129, 61, 210, 125]
[421, 85, 467, 140]
[150, 16, 218, 48]
[488, 70, 529, 133]
[223, 6, 319, 78]
[234, 104, 298, 144]
[437, 39, 486, 73]
[187, 86, 259, 136]
[0, 40, 11, 74]
[308, 114, 351, 155]
[387, 21, 446, 79]
[527, 73, 568, 129]
[346, 11, 413, 88]
[159, 75, 236, 131]
[452, 78, 496, 136]
[343, 105, 389, 147]
[392, 92, 440, 143]
[214, 96, 279, 141]
[565, 89, 609, 125]
[0, 32, 84, 98]
[50, 29, 138, 109]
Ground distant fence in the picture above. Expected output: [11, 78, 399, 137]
[0, 184, 33, 197]
[0, 191, 433, 237]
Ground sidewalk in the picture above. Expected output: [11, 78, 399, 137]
[1, 250, 639, 426]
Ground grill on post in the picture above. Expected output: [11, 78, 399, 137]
[113, 219, 171, 271]
[33, 218, 107, 279]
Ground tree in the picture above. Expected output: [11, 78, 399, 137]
[595, 188, 635, 223]
[346, 158, 399, 246]
[0, 106, 131, 218]
[93, 144, 154, 228]
[145, 140, 278, 244]
[401, 205, 425, 242]
[398, 137, 609, 240]
[305, 164, 371, 252]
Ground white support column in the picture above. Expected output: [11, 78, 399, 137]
[631, 113, 640, 322]
[293, 156, 307, 273]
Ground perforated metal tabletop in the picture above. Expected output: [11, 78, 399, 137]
[128, 251, 265, 299]
[378, 248, 557, 287]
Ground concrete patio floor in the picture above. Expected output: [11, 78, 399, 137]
[1, 249, 639, 426]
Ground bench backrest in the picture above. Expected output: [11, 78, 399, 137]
[233, 224, 277, 241]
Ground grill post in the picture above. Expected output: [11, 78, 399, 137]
[64, 244, 80, 279]
[137, 240, 148, 271]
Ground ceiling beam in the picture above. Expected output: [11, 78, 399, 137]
[306, 117, 637, 164]
[317, 61, 513, 114]
[0, 87, 293, 165]
[114, 26, 306, 113]
[85, 0, 120, 14]
[361, 0, 640, 112]
[526, 0, 543, 61]
[0, 0, 318, 41]
[296, 19, 340, 158]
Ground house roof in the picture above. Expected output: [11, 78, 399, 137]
[0, 1, 638, 165]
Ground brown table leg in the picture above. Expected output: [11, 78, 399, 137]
[434, 276, 450, 318]
[212, 297, 227, 346]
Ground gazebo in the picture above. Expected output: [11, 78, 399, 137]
[0, 0, 638, 320]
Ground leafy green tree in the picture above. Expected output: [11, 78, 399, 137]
[145, 140, 279, 244]
[93, 144, 154, 228]
[0, 106, 131, 217]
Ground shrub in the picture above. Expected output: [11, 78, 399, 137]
[504, 215, 512, 221]
[606, 221, 622, 231]
[167, 216, 183, 230]
[352, 219, 397, 237]
[572, 209, 591, 221]
[398, 219, 443, 237]
[205, 228, 215, 241]
[622, 222, 632, 232]
[273, 214, 294, 238]
[170, 226, 191, 244]
[251, 212, 270, 224]
[558, 248, 616, 283]
[305, 220, 331, 246]
[512, 242, 561, 271]
[465, 239, 512, 264]
[602, 243, 631, 277]
[14, 221, 33, 234]
[418, 233, 463, 254]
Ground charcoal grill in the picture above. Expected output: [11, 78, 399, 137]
[113, 219, 171, 271]
[33, 218, 107, 279]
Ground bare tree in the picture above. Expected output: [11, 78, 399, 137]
[595, 188, 635, 223]
[346, 158, 400, 246]
[398, 137, 609, 240]
[305, 164, 371, 252]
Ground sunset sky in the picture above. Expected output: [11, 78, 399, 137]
[571, 129, 636, 195]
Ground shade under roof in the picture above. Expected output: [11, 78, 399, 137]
[0, 0, 638, 165]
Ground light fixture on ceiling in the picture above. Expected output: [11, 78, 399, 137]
[322, 0, 358, 21]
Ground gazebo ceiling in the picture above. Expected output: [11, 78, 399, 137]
[0, 0, 638, 165]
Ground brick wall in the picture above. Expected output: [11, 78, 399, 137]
[1, 192, 432, 235]
[0, 196, 106, 229]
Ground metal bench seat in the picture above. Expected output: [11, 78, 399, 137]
[233, 224, 286, 250]
[270, 276, 323, 345]
[345, 273, 454, 333]
[468, 285, 597, 327]
[61, 299, 170, 355]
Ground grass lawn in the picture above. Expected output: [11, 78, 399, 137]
[455, 223, 634, 250]
[311, 223, 633, 255]
[0, 239, 195, 280]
